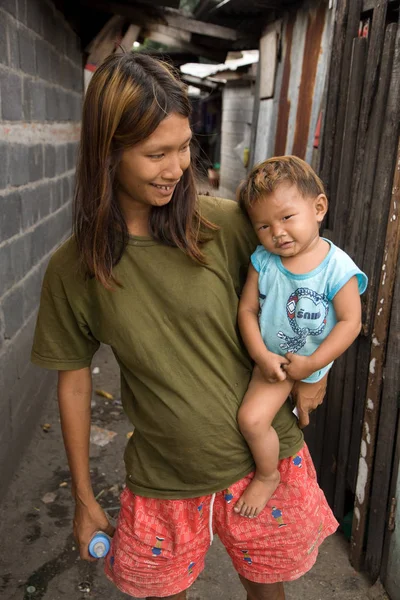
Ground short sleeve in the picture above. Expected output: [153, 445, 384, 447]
[251, 245, 271, 273]
[31, 264, 100, 371]
[326, 246, 368, 300]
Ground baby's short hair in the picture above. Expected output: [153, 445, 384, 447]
[237, 155, 326, 211]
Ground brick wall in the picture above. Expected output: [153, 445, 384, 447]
[219, 83, 255, 200]
[0, 0, 83, 496]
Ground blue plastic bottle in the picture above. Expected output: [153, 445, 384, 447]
[88, 531, 111, 558]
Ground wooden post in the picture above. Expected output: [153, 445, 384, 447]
[350, 138, 400, 570]
[366, 190, 400, 582]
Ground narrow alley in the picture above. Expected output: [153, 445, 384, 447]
[0, 345, 388, 600]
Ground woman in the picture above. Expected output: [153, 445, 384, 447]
[31, 52, 337, 600]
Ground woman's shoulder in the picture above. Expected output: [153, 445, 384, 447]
[43, 236, 84, 291]
[198, 194, 248, 226]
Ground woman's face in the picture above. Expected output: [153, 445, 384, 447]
[116, 113, 192, 213]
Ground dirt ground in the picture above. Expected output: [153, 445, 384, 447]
[0, 345, 390, 600]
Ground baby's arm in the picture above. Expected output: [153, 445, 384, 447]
[238, 264, 289, 382]
[284, 276, 362, 381]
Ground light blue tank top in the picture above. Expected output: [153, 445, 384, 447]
[251, 240, 368, 383]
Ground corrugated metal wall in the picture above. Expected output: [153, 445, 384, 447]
[252, 0, 334, 166]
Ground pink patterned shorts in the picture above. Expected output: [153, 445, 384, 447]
[105, 444, 338, 598]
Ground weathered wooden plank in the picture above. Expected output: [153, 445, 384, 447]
[365, 142, 400, 581]
[362, 24, 400, 334]
[328, 0, 363, 232]
[319, 0, 361, 219]
[345, 23, 397, 263]
[332, 37, 367, 246]
[319, 354, 346, 507]
[348, 0, 389, 243]
[333, 342, 359, 520]
[164, 8, 238, 40]
[350, 116, 400, 573]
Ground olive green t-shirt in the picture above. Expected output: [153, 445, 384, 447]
[31, 196, 303, 498]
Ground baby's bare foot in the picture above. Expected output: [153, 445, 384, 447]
[234, 471, 280, 518]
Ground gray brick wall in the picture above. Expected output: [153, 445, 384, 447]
[0, 0, 83, 497]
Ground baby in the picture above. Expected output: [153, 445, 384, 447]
[235, 155, 367, 518]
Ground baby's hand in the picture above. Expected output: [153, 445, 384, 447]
[284, 353, 314, 381]
[259, 352, 289, 383]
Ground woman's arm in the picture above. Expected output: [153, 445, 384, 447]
[284, 276, 362, 381]
[238, 264, 288, 382]
[58, 368, 114, 560]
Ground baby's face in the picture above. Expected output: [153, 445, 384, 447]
[247, 183, 326, 258]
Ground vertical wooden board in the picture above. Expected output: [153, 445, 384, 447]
[345, 23, 397, 263]
[348, 0, 389, 248]
[334, 342, 359, 520]
[365, 144, 400, 581]
[319, 0, 351, 189]
[320, 355, 347, 507]
[347, 338, 371, 490]
[328, 0, 363, 224]
[362, 19, 400, 335]
[319, 0, 361, 215]
[351, 122, 400, 571]
[332, 37, 367, 247]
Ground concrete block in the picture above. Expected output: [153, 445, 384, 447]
[66, 142, 78, 170]
[26, 0, 44, 35]
[8, 18, 20, 70]
[2, 285, 24, 339]
[17, 0, 27, 24]
[22, 266, 42, 320]
[0, 69, 23, 121]
[65, 29, 82, 67]
[35, 38, 51, 81]
[18, 27, 36, 76]
[50, 178, 63, 211]
[0, 15, 8, 68]
[71, 94, 82, 121]
[20, 182, 52, 229]
[23, 77, 47, 122]
[55, 145, 66, 175]
[31, 219, 50, 265]
[11, 229, 33, 279]
[49, 47, 60, 84]
[2, 0, 17, 18]
[0, 190, 21, 241]
[62, 174, 70, 205]
[44, 144, 56, 178]
[58, 88, 69, 121]
[9, 144, 29, 186]
[0, 243, 13, 298]
[45, 84, 60, 121]
[0, 141, 8, 190]
[28, 144, 44, 182]
[41, 6, 59, 51]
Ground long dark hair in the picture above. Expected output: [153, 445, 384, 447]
[73, 52, 217, 288]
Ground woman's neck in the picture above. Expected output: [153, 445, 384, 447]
[119, 196, 151, 236]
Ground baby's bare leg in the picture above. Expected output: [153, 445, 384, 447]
[236, 366, 293, 518]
